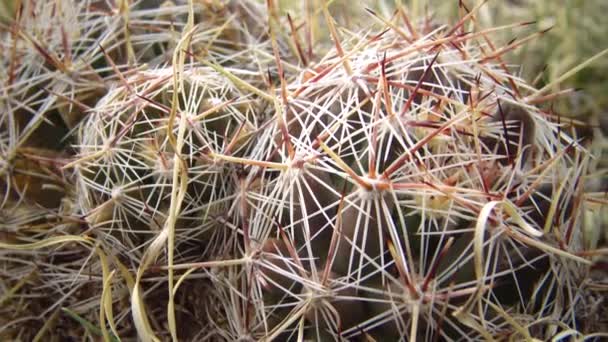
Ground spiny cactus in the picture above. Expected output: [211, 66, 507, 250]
[196, 17, 597, 340]
[1, 0, 606, 341]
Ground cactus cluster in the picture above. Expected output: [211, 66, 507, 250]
[1, 0, 606, 341]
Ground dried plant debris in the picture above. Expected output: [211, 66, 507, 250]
[0, 0, 606, 341]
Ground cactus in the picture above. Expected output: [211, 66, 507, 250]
[1, 0, 606, 341]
